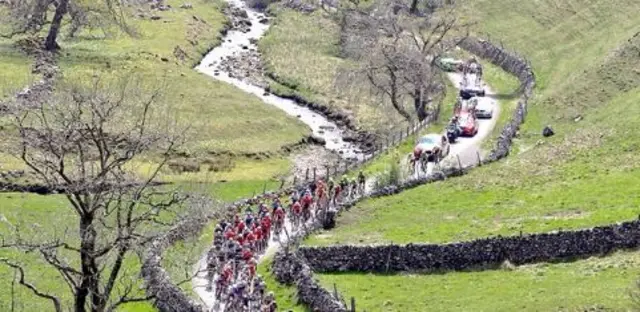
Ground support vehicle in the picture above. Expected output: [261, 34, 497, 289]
[455, 112, 480, 137]
[435, 57, 464, 72]
[475, 99, 494, 119]
[413, 134, 451, 165]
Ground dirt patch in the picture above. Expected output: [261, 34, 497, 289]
[290, 145, 341, 182]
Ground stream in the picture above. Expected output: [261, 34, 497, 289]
[195, 0, 366, 161]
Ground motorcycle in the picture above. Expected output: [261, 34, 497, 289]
[446, 124, 460, 143]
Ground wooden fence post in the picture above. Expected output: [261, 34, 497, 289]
[456, 154, 463, 172]
[305, 168, 309, 181]
[325, 165, 330, 179]
[292, 176, 297, 187]
[313, 167, 317, 181]
[476, 150, 482, 166]
[351, 297, 356, 312]
[262, 181, 267, 194]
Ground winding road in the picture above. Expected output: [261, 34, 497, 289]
[414, 72, 499, 177]
[191, 1, 500, 310]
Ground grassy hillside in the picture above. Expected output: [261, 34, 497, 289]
[56, 0, 309, 157]
[0, 1, 308, 311]
[270, 0, 640, 310]
[260, 8, 411, 134]
[317, 251, 640, 312]
[0, 41, 33, 97]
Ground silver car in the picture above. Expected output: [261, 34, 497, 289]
[475, 100, 494, 119]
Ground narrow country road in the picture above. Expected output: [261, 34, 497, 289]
[191, 1, 500, 310]
[365, 72, 499, 191]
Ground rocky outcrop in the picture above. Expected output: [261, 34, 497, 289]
[299, 219, 640, 273]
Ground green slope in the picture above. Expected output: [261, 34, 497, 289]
[292, 0, 640, 310]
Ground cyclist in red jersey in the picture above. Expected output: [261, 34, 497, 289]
[316, 180, 325, 199]
[245, 230, 255, 250]
[237, 232, 245, 246]
[236, 220, 246, 233]
[247, 258, 257, 280]
[224, 227, 236, 240]
[222, 261, 234, 283]
[274, 206, 285, 222]
[241, 247, 253, 262]
[261, 215, 271, 244]
[254, 227, 262, 251]
[301, 190, 313, 221]
[292, 200, 302, 213]
[333, 183, 342, 206]
[291, 201, 302, 226]
[273, 206, 285, 236]
[301, 191, 312, 208]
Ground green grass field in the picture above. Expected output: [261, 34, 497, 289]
[58, 0, 309, 157]
[257, 0, 640, 310]
[0, 1, 310, 311]
[260, 7, 411, 134]
[317, 251, 640, 312]
[0, 41, 33, 98]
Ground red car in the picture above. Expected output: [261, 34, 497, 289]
[455, 112, 479, 137]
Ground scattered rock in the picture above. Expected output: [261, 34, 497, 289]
[160, 57, 169, 62]
[180, 3, 193, 9]
[542, 125, 554, 137]
[151, 15, 162, 20]
[259, 18, 269, 24]
[574, 115, 583, 122]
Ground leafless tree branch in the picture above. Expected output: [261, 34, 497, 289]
[0, 258, 63, 312]
[335, 0, 468, 121]
[0, 76, 204, 311]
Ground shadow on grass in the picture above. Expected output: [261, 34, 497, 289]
[486, 84, 525, 100]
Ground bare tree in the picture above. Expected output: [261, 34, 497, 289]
[0, 77, 209, 312]
[337, 0, 469, 121]
[1, 0, 135, 51]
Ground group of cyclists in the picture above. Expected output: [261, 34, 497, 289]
[205, 172, 367, 311]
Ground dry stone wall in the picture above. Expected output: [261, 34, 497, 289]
[272, 249, 348, 312]
[145, 36, 538, 311]
[299, 219, 640, 273]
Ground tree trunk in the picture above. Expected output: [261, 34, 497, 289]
[409, 0, 419, 14]
[413, 87, 429, 121]
[76, 212, 99, 312]
[414, 97, 429, 121]
[388, 69, 412, 122]
[44, 0, 69, 51]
